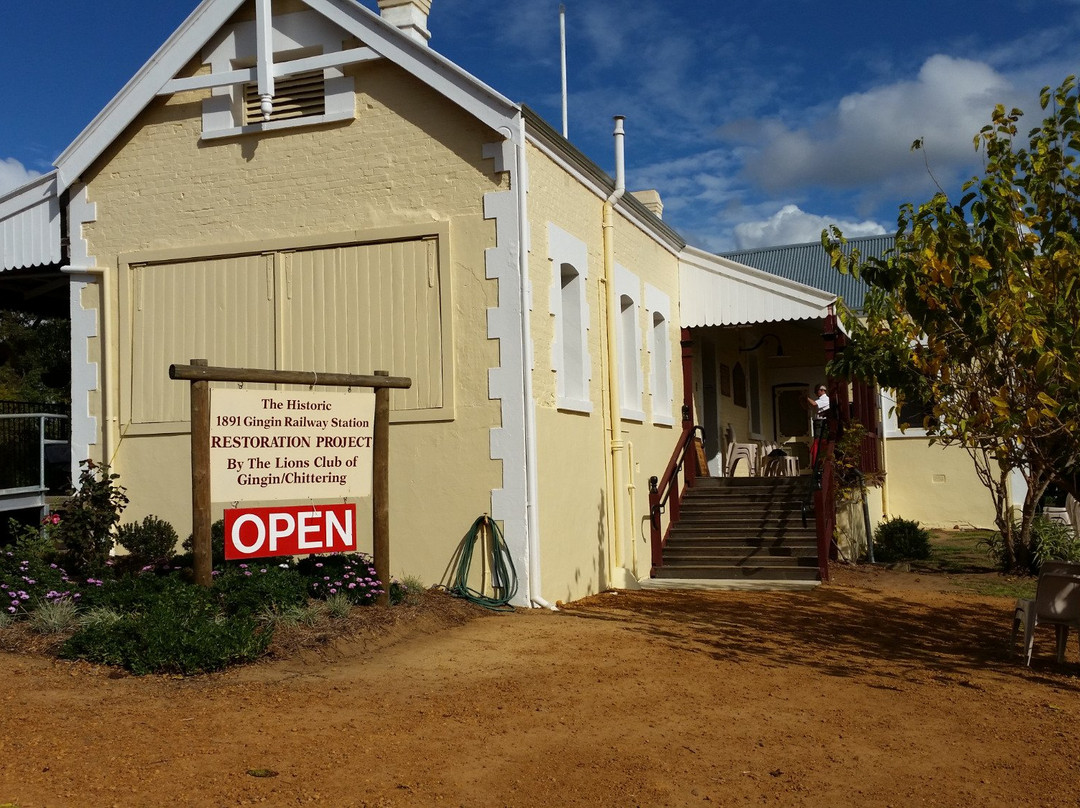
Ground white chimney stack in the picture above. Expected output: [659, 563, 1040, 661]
[376, 0, 433, 45]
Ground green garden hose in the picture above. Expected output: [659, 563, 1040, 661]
[446, 515, 518, 611]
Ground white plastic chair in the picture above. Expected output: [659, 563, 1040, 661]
[724, 424, 757, 477]
[760, 442, 799, 477]
[1013, 561, 1080, 665]
[1066, 495, 1079, 537]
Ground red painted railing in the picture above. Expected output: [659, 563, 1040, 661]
[648, 425, 704, 573]
[813, 440, 836, 582]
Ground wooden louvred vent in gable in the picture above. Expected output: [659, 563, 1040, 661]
[243, 70, 326, 124]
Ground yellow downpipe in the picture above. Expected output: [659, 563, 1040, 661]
[603, 116, 627, 586]
[603, 197, 625, 583]
[627, 440, 637, 577]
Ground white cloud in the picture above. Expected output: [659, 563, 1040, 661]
[738, 55, 1015, 199]
[0, 157, 39, 196]
[733, 205, 886, 250]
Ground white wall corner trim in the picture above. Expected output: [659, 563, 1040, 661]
[66, 184, 98, 270]
[482, 139, 514, 175]
[68, 278, 99, 476]
[64, 185, 101, 478]
[484, 187, 531, 607]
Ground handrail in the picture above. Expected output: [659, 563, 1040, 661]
[0, 413, 70, 501]
[648, 424, 704, 573]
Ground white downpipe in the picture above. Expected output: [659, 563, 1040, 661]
[512, 117, 555, 611]
[603, 116, 626, 586]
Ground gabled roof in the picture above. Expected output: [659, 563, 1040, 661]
[720, 234, 893, 312]
[54, 0, 522, 192]
[680, 245, 837, 328]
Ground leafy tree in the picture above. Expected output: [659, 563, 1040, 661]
[825, 76, 1080, 571]
[0, 310, 70, 403]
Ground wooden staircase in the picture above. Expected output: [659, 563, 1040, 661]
[653, 476, 819, 581]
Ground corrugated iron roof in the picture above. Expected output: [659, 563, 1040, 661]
[720, 234, 894, 311]
[680, 246, 837, 328]
[0, 172, 62, 273]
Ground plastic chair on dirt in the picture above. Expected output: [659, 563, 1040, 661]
[724, 424, 758, 477]
[1012, 561, 1080, 665]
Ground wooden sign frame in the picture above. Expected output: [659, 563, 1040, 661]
[170, 360, 411, 606]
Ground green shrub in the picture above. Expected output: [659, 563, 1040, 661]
[180, 520, 226, 568]
[873, 517, 932, 563]
[80, 606, 123, 631]
[28, 598, 81, 634]
[296, 553, 384, 605]
[214, 563, 308, 617]
[76, 570, 187, 614]
[61, 583, 271, 675]
[116, 515, 178, 564]
[980, 516, 1080, 575]
[323, 592, 354, 618]
[0, 544, 82, 618]
[390, 575, 426, 606]
[52, 460, 129, 574]
[6, 516, 62, 565]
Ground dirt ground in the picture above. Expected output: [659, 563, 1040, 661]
[3, 564, 1080, 807]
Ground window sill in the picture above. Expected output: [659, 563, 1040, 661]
[201, 109, 354, 142]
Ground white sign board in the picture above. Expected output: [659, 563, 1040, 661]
[210, 388, 375, 502]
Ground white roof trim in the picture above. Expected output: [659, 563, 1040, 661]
[679, 244, 836, 328]
[0, 172, 61, 272]
[55, 0, 521, 192]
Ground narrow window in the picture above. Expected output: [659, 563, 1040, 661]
[547, 224, 591, 412]
[560, 263, 587, 404]
[645, 284, 673, 426]
[616, 267, 644, 421]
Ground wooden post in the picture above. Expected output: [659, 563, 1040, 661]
[190, 359, 212, 587]
[373, 370, 391, 606]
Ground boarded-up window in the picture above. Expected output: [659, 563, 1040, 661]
[129, 254, 275, 424]
[281, 240, 443, 412]
[124, 237, 449, 427]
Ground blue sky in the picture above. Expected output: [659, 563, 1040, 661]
[2, 0, 1078, 251]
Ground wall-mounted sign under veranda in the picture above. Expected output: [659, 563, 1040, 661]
[210, 388, 375, 502]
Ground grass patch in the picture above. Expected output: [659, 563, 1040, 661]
[913, 529, 1000, 574]
[956, 578, 1037, 599]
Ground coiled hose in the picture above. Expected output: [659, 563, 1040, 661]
[446, 515, 518, 611]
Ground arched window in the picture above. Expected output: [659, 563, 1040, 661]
[615, 266, 645, 421]
[645, 284, 673, 426]
[548, 224, 591, 412]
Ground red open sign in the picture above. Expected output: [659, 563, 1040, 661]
[224, 504, 357, 560]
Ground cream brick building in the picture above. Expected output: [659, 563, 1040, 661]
[1, 0, 860, 598]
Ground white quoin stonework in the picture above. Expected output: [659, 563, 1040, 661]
[376, 0, 432, 44]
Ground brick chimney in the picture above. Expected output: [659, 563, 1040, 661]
[377, 0, 433, 45]
[632, 190, 664, 219]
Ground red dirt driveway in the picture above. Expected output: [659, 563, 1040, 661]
[2, 566, 1079, 807]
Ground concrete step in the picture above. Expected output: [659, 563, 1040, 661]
[662, 546, 818, 561]
[664, 537, 817, 551]
[652, 564, 820, 581]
